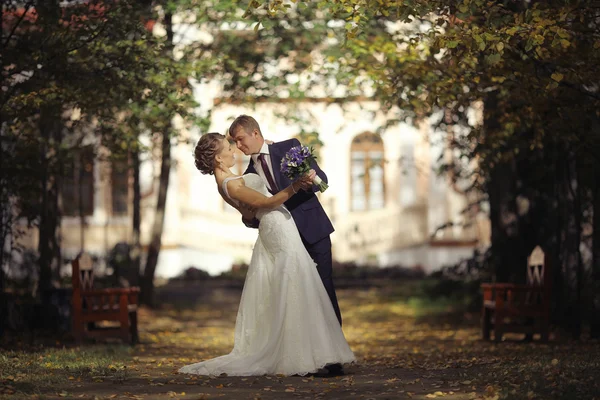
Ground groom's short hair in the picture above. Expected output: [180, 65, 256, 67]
[229, 115, 262, 137]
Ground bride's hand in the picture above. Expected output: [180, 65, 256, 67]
[297, 169, 316, 191]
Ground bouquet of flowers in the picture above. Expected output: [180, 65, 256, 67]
[280, 145, 328, 193]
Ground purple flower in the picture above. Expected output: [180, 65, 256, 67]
[279, 145, 329, 192]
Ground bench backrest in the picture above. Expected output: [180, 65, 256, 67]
[72, 253, 94, 292]
[527, 246, 545, 287]
[525, 246, 551, 307]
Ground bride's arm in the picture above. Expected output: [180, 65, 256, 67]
[227, 179, 301, 210]
[219, 188, 256, 220]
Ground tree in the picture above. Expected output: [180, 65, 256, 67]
[1, 0, 187, 295]
[247, 0, 600, 335]
[128, 0, 343, 305]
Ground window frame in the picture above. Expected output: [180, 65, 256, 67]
[350, 132, 386, 212]
[61, 146, 95, 217]
[110, 157, 130, 217]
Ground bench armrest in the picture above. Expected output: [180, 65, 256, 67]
[82, 287, 140, 296]
[481, 283, 531, 290]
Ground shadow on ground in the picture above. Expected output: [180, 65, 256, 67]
[1, 281, 599, 399]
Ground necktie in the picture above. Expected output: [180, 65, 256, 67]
[258, 153, 278, 192]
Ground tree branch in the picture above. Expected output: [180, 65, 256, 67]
[2, 2, 34, 48]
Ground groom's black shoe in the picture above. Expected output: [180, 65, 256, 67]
[325, 363, 344, 376]
[311, 368, 331, 378]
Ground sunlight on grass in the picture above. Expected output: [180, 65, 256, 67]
[0, 345, 131, 374]
[0, 345, 132, 396]
[339, 287, 465, 322]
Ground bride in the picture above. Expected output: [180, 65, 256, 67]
[178, 132, 355, 377]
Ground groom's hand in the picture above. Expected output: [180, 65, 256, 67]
[298, 169, 316, 191]
[239, 203, 256, 220]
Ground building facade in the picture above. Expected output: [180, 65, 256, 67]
[33, 90, 490, 279]
[10, 17, 491, 279]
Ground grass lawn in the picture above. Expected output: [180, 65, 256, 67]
[1, 280, 599, 399]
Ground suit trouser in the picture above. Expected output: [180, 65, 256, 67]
[302, 235, 342, 326]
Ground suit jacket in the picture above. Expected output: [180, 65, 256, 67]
[243, 138, 334, 245]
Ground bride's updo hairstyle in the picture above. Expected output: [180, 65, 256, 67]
[194, 132, 225, 175]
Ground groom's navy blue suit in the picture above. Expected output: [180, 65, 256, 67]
[243, 138, 342, 325]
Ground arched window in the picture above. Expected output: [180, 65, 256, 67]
[111, 158, 129, 216]
[223, 148, 251, 213]
[62, 146, 95, 216]
[350, 132, 385, 211]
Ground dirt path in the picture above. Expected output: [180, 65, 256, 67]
[2, 285, 599, 399]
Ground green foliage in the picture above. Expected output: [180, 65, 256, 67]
[243, 0, 600, 332]
[1, 0, 179, 220]
[245, 0, 599, 167]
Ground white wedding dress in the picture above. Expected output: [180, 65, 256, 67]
[178, 174, 355, 376]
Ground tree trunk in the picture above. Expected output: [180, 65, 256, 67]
[591, 160, 600, 338]
[484, 93, 528, 283]
[561, 155, 582, 339]
[78, 149, 86, 253]
[140, 12, 174, 307]
[38, 106, 63, 293]
[140, 129, 171, 306]
[0, 85, 6, 338]
[130, 146, 141, 287]
[0, 4, 5, 281]
[35, 0, 64, 296]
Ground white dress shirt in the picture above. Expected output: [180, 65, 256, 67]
[252, 142, 276, 191]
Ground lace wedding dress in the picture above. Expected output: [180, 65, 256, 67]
[178, 174, 355, 376]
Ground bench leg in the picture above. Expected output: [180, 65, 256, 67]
[522, 317, 534, 342]
[482, 307, 492, 340]
[494, 313, 503, 343]
[119, 295, 130, 343]
[540, 318, 549, 342]
[72, 315, 84, 343]
[119, 310, 130, 343]
[129, 311, 139, 345]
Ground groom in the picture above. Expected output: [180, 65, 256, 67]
[229, 115, 344, 373]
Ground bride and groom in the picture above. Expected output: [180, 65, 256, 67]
[179, 115, 355, 377]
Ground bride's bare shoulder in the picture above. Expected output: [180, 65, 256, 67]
[217, 174, 243, 191]
[226, 176, 245, 190]
[216, 174, 241, 185]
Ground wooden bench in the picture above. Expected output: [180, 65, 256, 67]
[481, 245, 551, 342]
[71, 253, 140, 344]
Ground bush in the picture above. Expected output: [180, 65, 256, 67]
[218, 263, 249, 280]
[332, 261, 425, 280]
[170, 266, 212, 282]
[421, 249, 492, 310]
